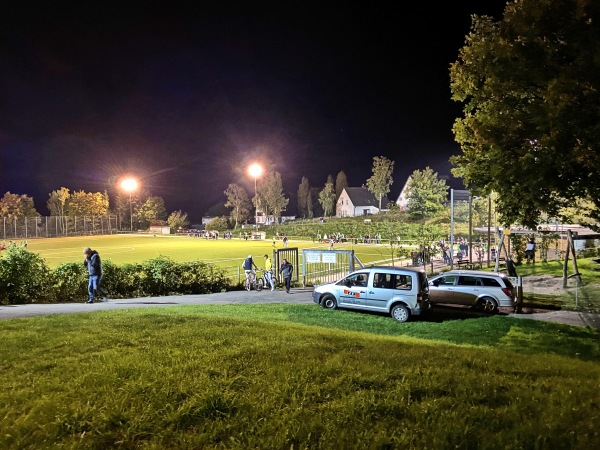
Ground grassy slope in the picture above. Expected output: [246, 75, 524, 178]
[1, 305, 599, 449]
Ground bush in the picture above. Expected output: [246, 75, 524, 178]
[1, 249, 232, 304]
[0, 246, 55, 305]
[52, 261, 88, 302]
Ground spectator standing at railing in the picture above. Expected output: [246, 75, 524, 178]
[263, 254, 275, 291]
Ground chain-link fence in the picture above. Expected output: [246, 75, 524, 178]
[0, 215, 120, 240]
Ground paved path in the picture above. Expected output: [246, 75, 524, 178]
[0, 288, 598, 328]
[0, 288, 315, 320]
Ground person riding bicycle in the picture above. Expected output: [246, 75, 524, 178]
[263, 254, 275, 291]
[242, 255, 258, 283]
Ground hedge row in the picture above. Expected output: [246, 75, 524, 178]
[0, 247, 230, 305]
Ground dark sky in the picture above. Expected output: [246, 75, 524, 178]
[0, 1, 508, 222]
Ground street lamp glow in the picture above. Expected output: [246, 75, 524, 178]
[121, 178, 138, 192]
[248, 163, 263, 179]
[248, 163, 263, 230]
[120, 178, 138, 231]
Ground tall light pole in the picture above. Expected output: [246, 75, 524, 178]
[121, 178, 138, 231]
[248, 163, 263, 230]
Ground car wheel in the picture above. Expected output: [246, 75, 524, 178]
[391, 304, 410, 323]
[480, 297, 498, 313]
[321, 294, 337, 310]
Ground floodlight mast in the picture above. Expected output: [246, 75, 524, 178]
[248, 163, 263, 231]
[121, 178, 138, 231]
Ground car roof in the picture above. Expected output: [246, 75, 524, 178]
[358, 266, 425, 274]
[436, 270, 506, 277]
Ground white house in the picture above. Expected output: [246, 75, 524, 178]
[395, 176, 412, 210]
[336, 187, 390, 217]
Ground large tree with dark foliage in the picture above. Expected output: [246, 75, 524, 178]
[450, 0, 600, 229]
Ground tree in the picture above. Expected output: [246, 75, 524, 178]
[134, 196, 167, 229]
[0, 192, 39, 218]
[47, 187, 71, 233]
[318, 181, 336, 218]
[47, 187, 70, 216]
[297, 177, 311, 218]
[406, 167, 449, 220]
[167, 210, 190, 230]
[257, 171, 289, 222]
[335, 171, 348, 199]
[450, 0, 600, 229]
[366, 156, 394, 209]
[65, 191, 109, 216]
[224, 183, 251, 228]
[205, 216, 229, 232]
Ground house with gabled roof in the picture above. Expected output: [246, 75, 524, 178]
[336, 186, 390, 217]
[395, 176, 412, 211]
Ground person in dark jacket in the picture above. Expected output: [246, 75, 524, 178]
[280, 259, 293, 293]
[83, 247, 106, 303]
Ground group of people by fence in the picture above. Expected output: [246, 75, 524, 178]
[242, 254, 294, 293]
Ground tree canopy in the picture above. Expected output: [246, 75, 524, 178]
[0, 192, 39, 218]
[134, 196, 167, 229]
[297, 177, 311, 218]
[450, 0, 600, 229]
[406, 167, 448, 220]
[366, 156, 394, 210]
[224, 183, 251, 228]
[257, 171, 289, 220]
[318, 181, 336, 218]
[335, 171, 348, 199]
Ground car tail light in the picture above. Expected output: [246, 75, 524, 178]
[501, 287, 512, 298]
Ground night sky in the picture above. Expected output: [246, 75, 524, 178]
[0, 1, 508, 222]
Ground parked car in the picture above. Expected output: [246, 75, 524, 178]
[428, 270, 515, 312]
[312, 266, 430, 322]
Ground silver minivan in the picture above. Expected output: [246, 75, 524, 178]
[312, 266, 430, 322]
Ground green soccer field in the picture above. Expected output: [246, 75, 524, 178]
[25, 234, 397, 270]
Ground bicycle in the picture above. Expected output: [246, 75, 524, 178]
[245, 270, 257, 291]
[255, 269, 275, 292]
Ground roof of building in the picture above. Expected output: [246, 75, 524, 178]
[343, 187, 390, 208]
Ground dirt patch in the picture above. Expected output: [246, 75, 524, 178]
[522, 274, 577, 296]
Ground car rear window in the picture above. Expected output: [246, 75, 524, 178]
[481, 278, 501, 287]
[500, 275, 514, 288]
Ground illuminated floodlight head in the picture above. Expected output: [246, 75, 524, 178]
[248, 163, 263, 179]
[121, 178, 138, 192]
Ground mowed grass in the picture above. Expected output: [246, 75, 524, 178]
[1, 304, 599, 449]
[26, 234, 401, 269]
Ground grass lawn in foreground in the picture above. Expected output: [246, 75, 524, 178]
[25, 234, 406, 269]
[1, 304, 598, 449]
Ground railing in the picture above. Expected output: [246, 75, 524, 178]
[0, 216, 120, 239]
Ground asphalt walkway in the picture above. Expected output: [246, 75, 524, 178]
[1, 287, 598, 328]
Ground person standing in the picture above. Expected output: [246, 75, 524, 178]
[280, 258, 293, 293]
[263, 254, 275, 291]
[525, 237, 536, 264]
[83, 247, 105, 304]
